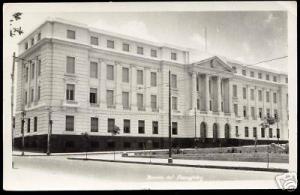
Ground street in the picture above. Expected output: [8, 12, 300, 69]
[5, 154, 283, 190]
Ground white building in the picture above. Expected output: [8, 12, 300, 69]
[14, 18, 289, 152]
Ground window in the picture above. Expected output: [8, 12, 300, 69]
[107, 40, 114, 49]
[151, 72, 157, 87]
[259, 108, 263, 118]
[107, 65, 114, 80]
[25, 42, 28, 50]
[151, 49, 157, 57]
[196, 76, 199, 91]
[276, 128, 280, 138]
[138, 120, 145, 134]
[90, 88, 97, 104]
[253, 127, 257, 138]
[137, 93, 144, 110]
[34, 117, 37, 132]
[37, 32, 41, 41]
[91, 117, 98, 132]
[261, 128, 265, 138]
[234, 104, 238, 116]
[90, 36, 99, 45]
[25, 67, 29, 82]
[107, 90, 114, 107]
[251, 107, 255, 119]
[66, 56, 75, 74]
[266, 91, 270, 102]
[266, 74, 270, 80]
[24, 91, 27, 105]
[274, 109, 278, 119]
[31, 38, 35, 46]
[243, 106, 247, 117]
[90, 62, 98, 78]
[266, 109, 270, 117]
[123, 119, 130, 133]
[137, 46, 144, 55]
[232, 66, 237, 73]
[37, 59, 41, 76]
[243, 87, 247, 99]
[233, 85, 237, 98]
[172, 96, 178, 110]
[258, 73, 262, 79]
[171, 74, 177, 88]
[108, 118, 115, 133]
[152, 121, 158, 134]
[66, 116, 74, 131]
[37, 86, 40, 101]
[250, 89, 254, 100]
[273, 93, 277, 103]
[242, 70, 246, 76]
[27, 119, 30, 133]
[171, 52, 177, 60]
[172, 122, 178, 135]
[245, 127, 249, 137]
[151, 95, 157, 110]
[31, 63, 35, 79]
[273, 76, 277, 82]
[122, 92, 129, 109]
[269, 128, 273, 138]
[258, 90, 262, 101]
[137, 70, 143, 85]
[197, 99, 200, 110]
[31, 88, 34, 102]
[66, 84, 75, 101]
[122, 67, 129, 83]
[67, 30, 76, 39]
[250, 71, 254, 77]
[123, 43, 129, 52]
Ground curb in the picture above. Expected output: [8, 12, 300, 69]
[67, 157, 288, 173]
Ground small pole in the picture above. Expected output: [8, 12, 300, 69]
[168, 70, 172, 164]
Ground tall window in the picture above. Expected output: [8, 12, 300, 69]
[251, 107, 255, 119]
[107, 40, 114, 49]
[266, 91, 270, 102]
[243, 87, 247, 99]
[27, 118, 30, 133]
[37, 86, 40, 101]
[137, 46, 144, 55]
[172, 96, 178, 110]
[25, 67, 29, 82]
[108, 118, 115, 133]
[234, 104, 238, 116]
[24, 91, 27, 105]
[273, 76, 277, 82]
[243, 106, 247, 117]
[259, 108, 263, 118]
[253, 127, 257, 138]
[269, 128, 273, 138]
[273, 93, 277, 103]
[233, 85, 237, 98]
[258, 72, 262, 79]
[106, 90, 114, 107]
[151, 95, 157, 110]
[274, 109, 278, 119]
[31, 38, 35, 46]
[91, 117, 98, 132]
[235, 126, 239, 137]
[172, 122, 178, 135]
[122, 92, 129, 109]
[258, 90, 262, 101]
[90, 88, 97, 104]
[137, 93, 144, 110]
[137, 70, 143, 85]
[138, 120, 145, 134]
[250, 89, 254, 100]
[31, 88, 34, 102]
[276, 128, 280, 138]
[107, 65, 114, 80]
[66, 116, 74, 131]
[37, 59, 41, 76]
[171, 74, 177, 88]
[151, 72, 157, 87]
[266, 74, 270, 80]
[66, 56, 75, 74]
[250, 71, 254, 77]
[152, 121, 158, 134]
[37, 32, 41, 41]
[242, 70, 246, 76]
[90, 62, 98, 78]
[31, 63, 35, 80]
[123, 119, 130, 133]
[34, 117, 37, 132]
[261, 128, 265, 138]
[122, 67, 129, 83]
[67, 30, 76, 39]
[197, 99, 200, 110]
[171, 52, 177, 60]
[232, 66, 237, 73]
[245, 127, 249, 137]
[123, 43, 129, 52]
[90, 36, 99, 45]
[66, 84, 75, 101]
[151, 49, 157, 57]
[25, 42, 28, 50]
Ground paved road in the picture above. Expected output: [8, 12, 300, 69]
[6, 155, 283, 190]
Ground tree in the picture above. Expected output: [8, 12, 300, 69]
[81, 132, 90, 160]
[10, 12, 24, 37]
[111, 125, 120, 160]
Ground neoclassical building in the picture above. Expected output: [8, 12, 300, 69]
[14, 18, 289, 152]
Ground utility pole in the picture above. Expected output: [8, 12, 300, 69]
[11, 52, 16, 157]
[168, 70, 173, 164]
[47, 108, 52, 155]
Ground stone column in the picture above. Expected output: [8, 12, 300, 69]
[99, 59, 106, 109]
[130, 64, 137, 111]
[254, 86, 258, 120]
[217, 77, 222, 112]
[262, 87, 266, 118]
[205, 74, 210, 112]
[145, 67, 151, 111]
[246, 85, 250, 118]
[228, 78, 232, 114]
[191, 72, 197, 110]
[270, 89, 273, 117]
[115, 61, 122, 110]
[34, 57, 38, 103]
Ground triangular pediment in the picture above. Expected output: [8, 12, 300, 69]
[194, 56, 233, 73]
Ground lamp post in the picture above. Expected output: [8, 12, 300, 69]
[21, 111, 26, 156]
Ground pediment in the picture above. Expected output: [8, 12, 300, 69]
[195, 56, 233, 73]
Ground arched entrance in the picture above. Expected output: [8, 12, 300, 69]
[224, 123, 230, 139]
[212, 123, 219, 143]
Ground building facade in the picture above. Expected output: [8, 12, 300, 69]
[14, 18, 289, 152]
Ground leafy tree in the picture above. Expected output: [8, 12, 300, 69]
[10, 12, 24, 37]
